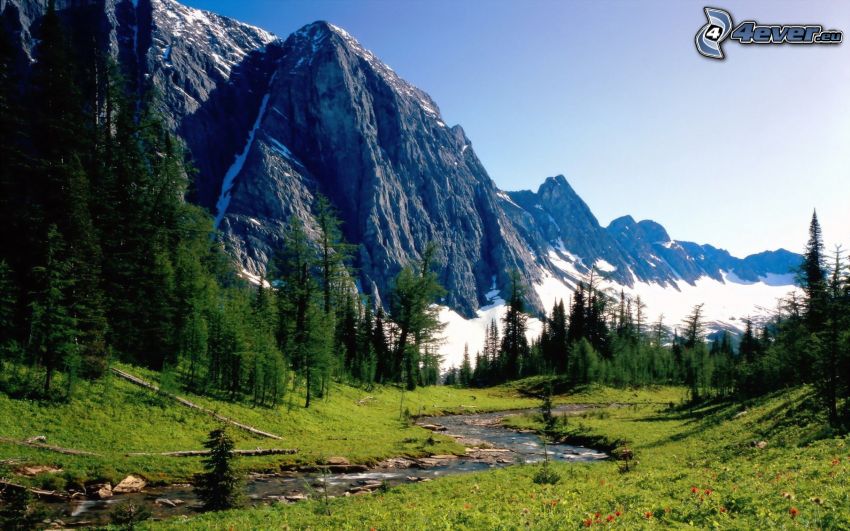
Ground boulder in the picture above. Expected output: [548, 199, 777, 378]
[92, 483, 112, 499]
[113, 475, 146, 494]
[324, 456, 350, 466]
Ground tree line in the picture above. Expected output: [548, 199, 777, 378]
[446, 214, 849, 426]
[0, 3, 446, 406]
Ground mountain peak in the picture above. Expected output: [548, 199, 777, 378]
[541, 174, 571, 189]
[636, 219, 670, 243]
[286, 21, 443, 120]
[608, 215, 637, 229]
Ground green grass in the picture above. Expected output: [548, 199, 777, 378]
[141, 386, 850, 530]
[0, 363, 541, 488]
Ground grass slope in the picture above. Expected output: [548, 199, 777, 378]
[143, 386, 849, 530]
[0, 363, 542, 489]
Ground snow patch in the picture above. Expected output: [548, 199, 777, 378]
[533, 270, 798, 336]
[213, 73, 276, 228]
[496, 191, 520, 209]
[438, 304, 542, 370]
[241, 268, 270, 288]
[594, 259, 617, 273]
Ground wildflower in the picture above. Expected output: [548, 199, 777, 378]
[595, 512, 602, 518]
[464, 503, 472, 510]
[831, 459, 840, 466]
[704, 489, 712, 496]
[644, 511, 653, 519]
[789, 507, 799, 519]
[615, 510, 622, 517]
[719, 507, 727, 513]
[583, 519, 593, 527]
[550, 499, 558, 507]
[606, 515, 615, 522]
[691, 486, 699, 494]
[810, 497, 823, 505]
[781, 491, 794, 500]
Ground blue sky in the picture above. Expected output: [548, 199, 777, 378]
[186, 0, 850, 257]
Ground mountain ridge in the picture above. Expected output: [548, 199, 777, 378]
[1, 0, 801, 328]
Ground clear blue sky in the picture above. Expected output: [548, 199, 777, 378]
[185, 0, 850, 258]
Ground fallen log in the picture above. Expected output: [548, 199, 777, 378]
[126, 448, 298, 458]
[0, 437, 98, 456]
[110, 368, 283, 440]
[0, 480, 69, 500]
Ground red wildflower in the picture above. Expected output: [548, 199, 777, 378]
[831, 459, 840, 466]
[615, 510, 622, 517]
[645, 511, 653, 519]
[595, 512, 602, 518]
[691, 486, 699, 494]
[583, 519, 593, 527]
[607, 515, 615, 522]
[719, 507, 727, 513]
[789, 507, 799, 519]
[704, 489, 713, 496]
[550, 499, 558, 507]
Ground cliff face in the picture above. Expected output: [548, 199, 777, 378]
[217, 22, 542, 315]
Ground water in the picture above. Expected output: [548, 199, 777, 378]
[38, 405, 606, 527]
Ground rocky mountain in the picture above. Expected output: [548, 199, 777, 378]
[505, 175, 800, 292]
[215, 21, 542, 315]
[2, 0, 801, 326]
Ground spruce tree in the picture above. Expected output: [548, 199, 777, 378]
[801, 211, 827, 329]
[195, 427, 242, 511]
[459, 344, 472, 387]
[27, 226, 77, 397]
[500, 270, 530, 380]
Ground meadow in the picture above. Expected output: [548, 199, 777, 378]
[139, 385, 849, 530]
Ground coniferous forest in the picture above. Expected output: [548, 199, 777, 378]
[0, 4, 449, 408]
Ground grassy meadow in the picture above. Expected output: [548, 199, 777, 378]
[139, 386, 848, 530]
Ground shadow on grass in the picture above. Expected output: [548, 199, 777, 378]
[631, 387, 832, 451]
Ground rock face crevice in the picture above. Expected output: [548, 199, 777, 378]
[2, 1, 800, 318]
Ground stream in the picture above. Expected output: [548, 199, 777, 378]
[39, 404, 606, 527]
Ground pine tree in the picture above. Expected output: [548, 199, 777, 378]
[739, 318, 759, 363]
[372, 308, 390, 383]
[389, 243, 446, 390]
[682, 304, 706, 349]
[314, 195, 352, 314]
[65, 156, 108, 378]
[459, 344, 472, 387]
[801, 211, 827, 328]
[500, 270, 530, 380]
[195, 427, 242, 511]
[27, 226, 77, 397]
